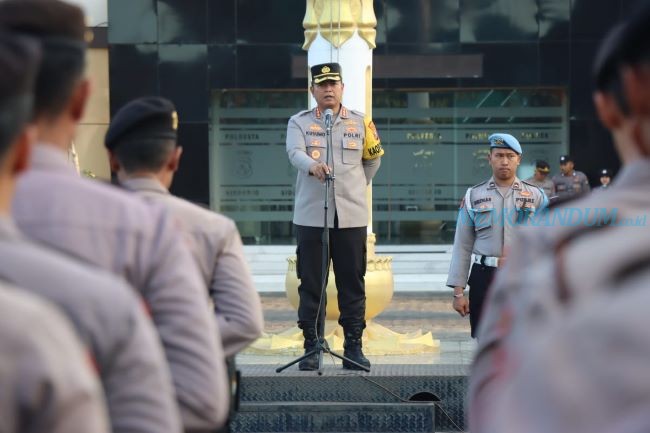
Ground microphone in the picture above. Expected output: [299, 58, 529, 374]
[324, 109, 333, 129]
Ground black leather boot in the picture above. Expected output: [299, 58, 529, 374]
[299, 326, 320, 371]
[342, 325, 371, 370]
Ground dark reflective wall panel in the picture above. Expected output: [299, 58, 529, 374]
[171, 123, 210, 204]
[385, 0, 460, 44]
[108, 0, 157, 43]
[108, 0, 645, 206]
[208, 45, 237, 88]
[460, 0, 538, 42]
[236, 0, 305, 43]
[208, 0, 236, 43]
[159, 45, 209, 122]
[158, 0, 207, 43]
[109, 44, 158, 114]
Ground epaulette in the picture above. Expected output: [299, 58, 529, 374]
[469, 179, 488, 190]
[295, 109, 312, 117]
[348, 108, 366, 118]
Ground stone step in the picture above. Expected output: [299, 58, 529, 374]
[252, 274, 451, 293]
[236, 364, 466, 432]
[231, 401, 435, 433]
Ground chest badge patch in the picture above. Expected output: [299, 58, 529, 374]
[311, 149, 321, 159]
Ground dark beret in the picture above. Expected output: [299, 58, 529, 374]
[559, 155, 573, 164]
[105, 97, 178, 150]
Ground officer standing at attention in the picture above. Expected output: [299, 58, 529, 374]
[0, 28, 109, 433]
[447, 133, 548, 338]
[105, 96, 264, 359]
[524, 160, 555, 197]
[598, 168, 612, 189]
[552, 154, 591, 198]
[0, 1, 230, 430]
[468, 9, 650, 432]
[286, 62, 383, 371]
[0, 31, 180, 433]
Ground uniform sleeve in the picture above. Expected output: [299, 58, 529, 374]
[362, 117, 383, 182]
[362, 117, 383, 160]
[16, 301, 110, 433]
[286, 117, 316, 174]
[446, 190, 476, 288]
[140, 209, 229, 430]
[209, 219, 264, 358]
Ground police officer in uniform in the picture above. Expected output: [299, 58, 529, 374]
[0, 28, 110, 433]
[552, 154, 591, 198]
[286, 62, 383, 370]
[105, 96, 266, 431]
[525, 159, 555, 197]
[598, 168, 612, 189]
[447, 133, 548, 338]
[469, 9, 650, 432]
[105, 96, 264, 359]
[0, 31, 180, 433]
[0, 1, 230, 430]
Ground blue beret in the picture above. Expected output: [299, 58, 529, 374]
[105, 96, 178, 150]
[488, 133, 522, 155]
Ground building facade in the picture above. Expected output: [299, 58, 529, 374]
[107, 0, 642, 244]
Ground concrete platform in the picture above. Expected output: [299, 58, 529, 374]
[236, 292, 473, 432]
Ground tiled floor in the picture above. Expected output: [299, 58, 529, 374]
[238, 292, 476, 366]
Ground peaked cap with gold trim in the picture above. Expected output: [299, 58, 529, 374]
[311, 62, 342, 84]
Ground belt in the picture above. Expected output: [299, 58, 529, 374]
[474, 255, 503, 268]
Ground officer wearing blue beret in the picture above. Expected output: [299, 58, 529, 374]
[446, 132, 548, 337]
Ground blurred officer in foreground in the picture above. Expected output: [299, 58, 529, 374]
[106, 96, 264, 359]
[0, 29, 180, 433]
[524, 160, 555, 197]
[598, 168, 612, 189]
[0, 282, 110, 433]
[286, 63, 383, 371]
[552, 154, 590, 198]
[0, 29, 109, 433]
[469, 7, 650, 432]
[0, 1, 230, 430]
[447, 133, 547, 338]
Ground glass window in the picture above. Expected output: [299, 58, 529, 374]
[210, 88, 567, 245]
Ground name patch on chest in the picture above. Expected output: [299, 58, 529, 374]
[473, 197, 492, 206]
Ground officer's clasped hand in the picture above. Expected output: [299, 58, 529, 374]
[309, 162, 331, 183]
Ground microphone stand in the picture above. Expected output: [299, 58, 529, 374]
[276, 111, 370, 374]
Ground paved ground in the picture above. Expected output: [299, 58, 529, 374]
[238, 291, 476, 367]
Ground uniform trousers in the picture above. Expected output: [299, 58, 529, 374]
[468, 263, 497, 338]
[295, 223, 367, 329]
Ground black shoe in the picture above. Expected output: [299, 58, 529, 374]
[342, 325, 371, 370]
[298, 350, 319, 371]
[342, 346, 371, 370]
[299, 326, 320, 371]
